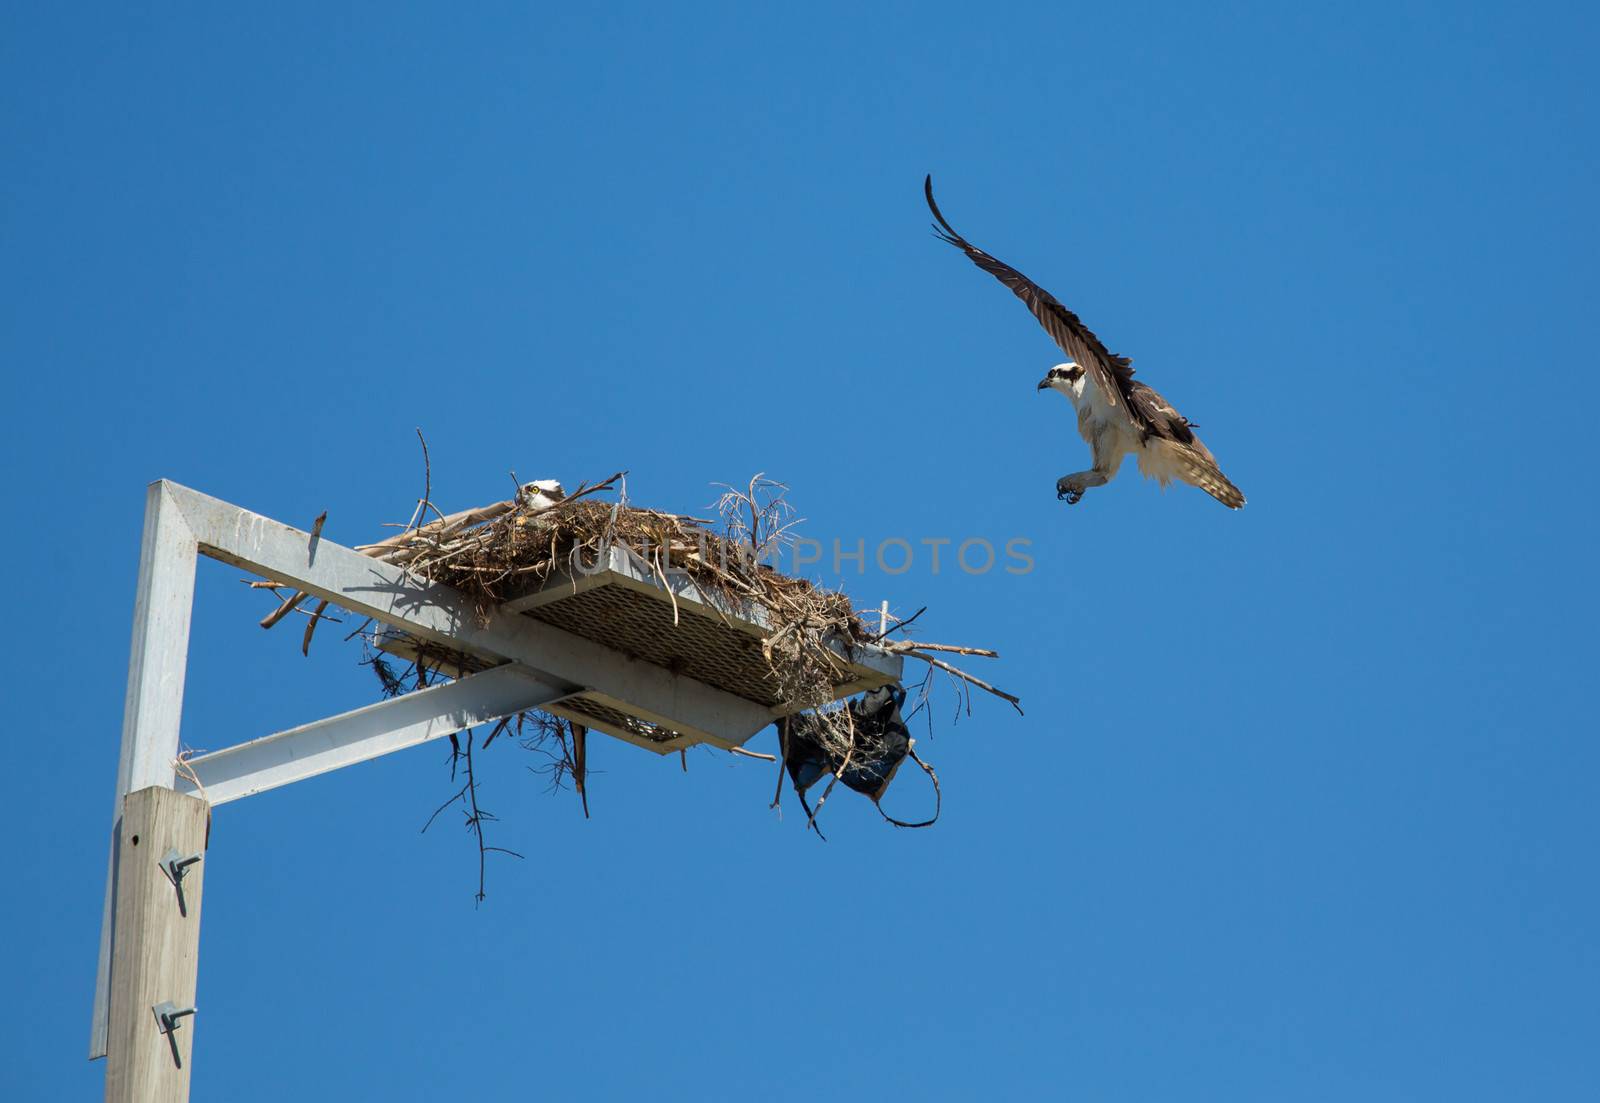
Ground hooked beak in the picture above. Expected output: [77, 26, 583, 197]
[1037, 378, 1051, 391]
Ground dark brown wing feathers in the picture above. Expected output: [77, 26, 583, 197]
[924, 175, 1154, 434]
[1126, 381, 1196, 446]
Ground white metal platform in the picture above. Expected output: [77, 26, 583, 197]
[375, 543, 900, 753]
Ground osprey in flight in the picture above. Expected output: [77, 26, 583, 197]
[924, 176, 1245, 509]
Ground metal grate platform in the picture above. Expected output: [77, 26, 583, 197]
[381, 545, 901, 754]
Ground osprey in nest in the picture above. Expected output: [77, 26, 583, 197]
[925, 176, 1245, 510]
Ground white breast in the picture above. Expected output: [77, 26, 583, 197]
[1077, 375, 1119, 424]
[1074, 378, 1138, 466]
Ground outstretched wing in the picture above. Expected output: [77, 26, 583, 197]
[1128, 381, 1246, 509]
[924, 175, 1153, 435]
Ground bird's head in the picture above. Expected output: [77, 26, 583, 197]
[516, 479, 567, 508]
[1038, 362, 1085, 399]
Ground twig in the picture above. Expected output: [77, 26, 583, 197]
[460, 732, 505, 902]
[414, 428, 431, 535]
[649, 546, 680, 626]
[885, 640, 998, 658]
[728, 746, 777, 763]
[301, 599, 331, 656]
[571, 721, 589, 819]
[771, 717, 789, 810]
[805, 707, 857, 838]
[909, 653, 1024, 715]
[866, 605, 926, 644]
[481, 716, 512, 750]
[747, 472, 762, 552]
[560, 471, 627, 509]
[421, 728, 520, 903]
[421, 783, 467, 834]
[260, 590, 309, 629]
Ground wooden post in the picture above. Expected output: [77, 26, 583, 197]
[105, 786, 210, 1103]
[93, 481, 200, 1061]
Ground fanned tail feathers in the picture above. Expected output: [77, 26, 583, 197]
[1186, 461, 1246, 510]
[1139, 439, 1246, 509]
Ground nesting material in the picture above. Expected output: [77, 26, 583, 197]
[376, 474, 871, 712]
[257, 471, 1020, 834]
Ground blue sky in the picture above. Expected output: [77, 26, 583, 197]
[3, 2, 1597, 1098]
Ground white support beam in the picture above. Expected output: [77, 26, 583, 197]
[165, 480, 778, 744]
[93, 481, 199, 1061]
[176, 665, 576, 805]
[118, 482, 201, 798]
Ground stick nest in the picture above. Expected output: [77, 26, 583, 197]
[255, 467, 1020, 863]
[357, 472, 880, 719]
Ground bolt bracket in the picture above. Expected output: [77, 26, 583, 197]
[159, 847, 202, 917]
[152, 1001, 198, 1069]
